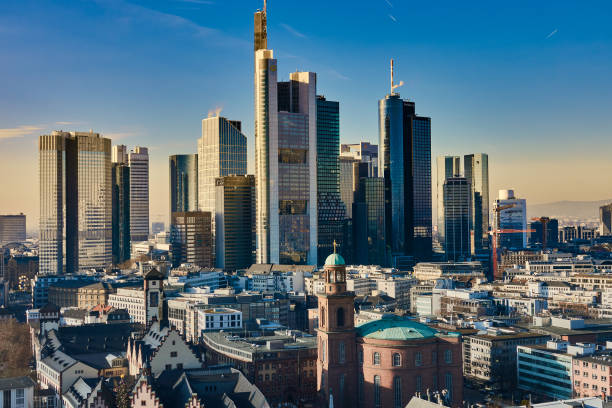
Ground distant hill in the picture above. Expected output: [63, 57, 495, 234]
[528, 199, 612, 220]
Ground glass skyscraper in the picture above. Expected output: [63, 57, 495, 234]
[379, 94, 432, 261]
[198, 116, 247, 265]
[112, 162, 130, 265]
[464, 153, 489, 250]
[170, 211, 212, 268]
[39, 131, 112, 274]
[316, 95, 346, 265]
[494, 189, 527, 249]
[254, 8, 317, 265]
[436, 155, 461, 248]
[169, 154, 198, 214]
[353, 177, 386, 266]
[215, 175, 255, 271]
[443, 177, 472, 261]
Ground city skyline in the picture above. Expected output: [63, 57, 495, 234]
[2, 0, 612, 231]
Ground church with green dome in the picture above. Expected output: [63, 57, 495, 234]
[316, 247, 464, 408]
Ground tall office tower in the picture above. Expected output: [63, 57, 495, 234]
[600, 203, 612, 236]
[111, 144, 128, 165]
[340, 142, 378, 176]
[529, 217, 559, 248]
[127, 147, 149, 242]
[436, 156, 461, 248]
[170, 211, 212, 268]
[316, 96, 346, 265]
[39, 131, 112, 275]
[254, 8, 317, 265]
[169, 154, 199, 215]
[352, 177, 386, 266]
[378, 64, 432, 261]
[443, 177, 472, 261]
[215, 175, 255, 271]
[464, 153, 490, 250]
[0, 214, 26, 245]
[112, 163, 130, 264]
[339, 156, 360, 219]
[493, 189, 527, 249]
[198, 117, 247, 264]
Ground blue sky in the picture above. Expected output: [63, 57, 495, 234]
[1, 0, 611, 230]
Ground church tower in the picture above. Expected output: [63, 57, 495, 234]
[317, 243, 357, 408]
[143, 268, 164, 324]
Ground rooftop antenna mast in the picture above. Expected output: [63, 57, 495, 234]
[390, 58, 404, 95]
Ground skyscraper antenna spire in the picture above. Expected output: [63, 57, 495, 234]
[390, 58, 404, 95]
[264, 0, 267, 14]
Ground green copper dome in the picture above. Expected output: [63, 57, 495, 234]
[324, 253, 345, 266]
[356, 315, 438, 341]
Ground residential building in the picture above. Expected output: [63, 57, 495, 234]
[215, 175, 255, 271]
[443, 177, 472, 261]
[37, 350, 98, 395]
[316, 95, 347, 265]
[436, 156, 460, 247]
[197, 307, 242, 334]
[169, 154, 199, 214]
[378, 70, 432, 261]
[573, 352, 612, 398]
[39, 131, 112, 274]
[0, 376, 35, 408]
[111, 162, 130, 264]
[0, 214, 26, 245]
[107, 269, 163, 324]
[198, 116, 247, 264]
[170, 211, 213, 268]
[464, 154, 489, 251]
[413, 262, 485, 281]
[462, 331, 549, 388]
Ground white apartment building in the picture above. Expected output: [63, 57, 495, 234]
[197, 308, 242, 334]
[527, 281, 572, 298]
[0, 376, 35, 408]
[166, 269, 225, 290]
[250, 270, 305, 293]
[37, 350, 98, 394]
[108, 287, 145, 323]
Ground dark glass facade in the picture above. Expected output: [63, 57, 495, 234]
[529, 218, 559, 248]
[316, 96, 347, 265]
[215, 175, 255, 271]
[443, 177, 471, 261]
[464, 154, 489, 250]
[353, 177, 387, 266]
[170, 211, 212, 268]
[169, 154, 198, 215]
[379, 95, 432, 260]
[112, 163, 130, 264]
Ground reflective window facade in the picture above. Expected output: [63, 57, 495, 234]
[112, 163, 130, 264]
[170, 211, 212, 268]
[39, 131, 112, 274]
[316, 96, 346, 265]
[170, 154, 198, 214]
[378, 95, 432, 260]
[464, 153, 489, 250]
[353, 177, 386, 266]
[215, 175, 255, 271]
[128, 147, 149, 242]
[436, 155, 461, 247]
[199, 116, 247, 264]
[443, 177, 472, 261]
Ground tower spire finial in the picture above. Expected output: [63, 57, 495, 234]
[263, 0, 267, 14]
[390, 58, 404, 95]
[333, 240, 337, 254]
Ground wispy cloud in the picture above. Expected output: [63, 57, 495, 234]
[384, 0, 394, 7]
[280, 23, 307, 39]
[328, 69, 350, 81]
[94, 0, 248, 48]
[546, 28, 558, 39]
[388, 14, 397, 22]
[0, 125, 44, 140]
[55, 121, 77, 126]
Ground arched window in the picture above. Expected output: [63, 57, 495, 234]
[320, 307, 326, 327]
[339, 342, 346, 364]
[392, 353, 401, 367]
[415, 351, 422, 367]
[340, 374, 346, 397]
[445, 372, 453, 401]
[321, 339, 327, 362]
[374, 375, 381, 407]
[373, 352, 381, 365]
[337, 307, 345, 327]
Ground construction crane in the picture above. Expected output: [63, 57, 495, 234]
[491, 203, 535, 280]
[531, 216, 551, 250]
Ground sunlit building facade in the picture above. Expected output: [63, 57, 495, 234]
[436, 155, 461, 248]
[464, 153, 489, 250]
[170, 211, 212, 268]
